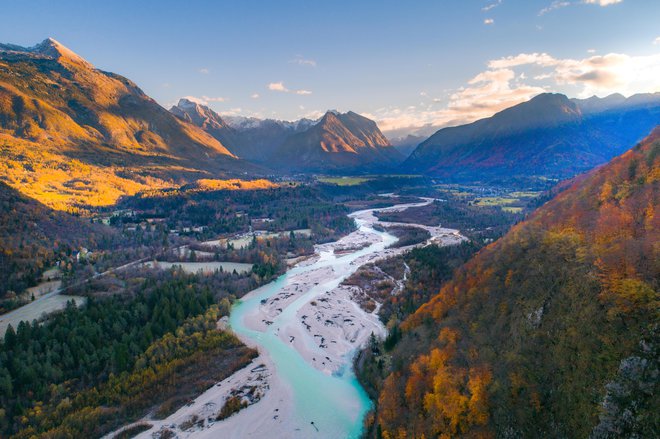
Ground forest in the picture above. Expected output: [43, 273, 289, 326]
[0, 181, 368, 437]
[361, 129, 659, 438]
[0, 182, 116, 307]
[0, 271, 257, 438]
[117, 184, 355, 243]
[375, 197, 522, 243]
[1, 182, 357, 314]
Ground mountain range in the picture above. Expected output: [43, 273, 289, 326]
[0, 38, 404, 210]
[0, 38, 260, 210]
[1, 37, 659, 208]
[170, 99, 316, 161]
[403, 92, 660, 181]
[270, 110, 403, 172]
[170, 100, 403, 172]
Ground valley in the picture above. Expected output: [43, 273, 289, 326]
[110, 198, 465, 439]
[0, 12, 658, 439]
[0, 176, 510, 438]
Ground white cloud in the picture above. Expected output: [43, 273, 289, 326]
[587, 48, 596, 53]
[539, 1, 571, 16]
[370, 68, 545, 136]
[251, 93, 260, 99]
[446, 69, 545, 116]
[534, 73, 553, 80]
[199, 68, 210, 74]
[267, 81, 312, 96]
[488, 52, 558, 68]
[373, 50, 660, 137]
[268, 81, 289, 92]
[584, 0, 622, 5]
[484, 18, 494, 25]
[488, 51, 660, 97]
[482, 0, 502, 12]
[290, 55, 317, 67]
[181, 95, 226, 105]
[654, 37, 660, 45]
[540, 0, 622, 15]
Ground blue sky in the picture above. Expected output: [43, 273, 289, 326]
[2, 0, 659, 136]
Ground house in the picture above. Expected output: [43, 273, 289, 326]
[75, 247, 91, 261]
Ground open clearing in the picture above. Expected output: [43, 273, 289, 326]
[145, 261, 254, 274]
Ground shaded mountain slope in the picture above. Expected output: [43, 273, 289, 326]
[224, 116, 317, 162]
[404, 93, 660, 181]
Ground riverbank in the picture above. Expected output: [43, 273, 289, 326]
[113, 198, 465, 438]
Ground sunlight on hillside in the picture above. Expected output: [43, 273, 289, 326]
[193, 178, 279, 191]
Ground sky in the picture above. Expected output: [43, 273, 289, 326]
[1, 0, 659, 137]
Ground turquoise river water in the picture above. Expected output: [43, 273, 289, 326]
[228, 214, 397, 438]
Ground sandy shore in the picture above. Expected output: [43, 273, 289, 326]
[111, 198, 465, 439]
[107, 337, 296, 439]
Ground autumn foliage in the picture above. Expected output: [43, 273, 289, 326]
[374, 128, 659, 438]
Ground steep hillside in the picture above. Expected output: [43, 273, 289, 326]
[0, 38, 252, 210]
[273, 111, 403, 172]
[372, 128, 659, 438]
[0, 182, 112, 301]
[404, 93, 660, 181]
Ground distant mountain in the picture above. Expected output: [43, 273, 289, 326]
[403, 92, 660, 181]
[374, 127, 660, 438]
[572, 92, 628, 113]
[224, 115, 317, 134]
[573, 92, 660, 113]
[170, 100, 316, 161]
[389, 134, 427, 159]
[169, 98, 238, 152]
[272, 111, 404, 172]
[227, 116, 317, 162]
[172, 102, 403, 172]
[0, 38, 255, 210]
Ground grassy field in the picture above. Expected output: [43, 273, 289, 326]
[509, 191, 542, 198]
[317, 174, 423, 186]
[317, 177, 373, 186]
[502, 206, 524, 213]
[474, 197, 519, 206]
[146, 261, 255, 274]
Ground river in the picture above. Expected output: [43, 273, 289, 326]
[124, 199, 465, 438]
[227, 215, 397, 438]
